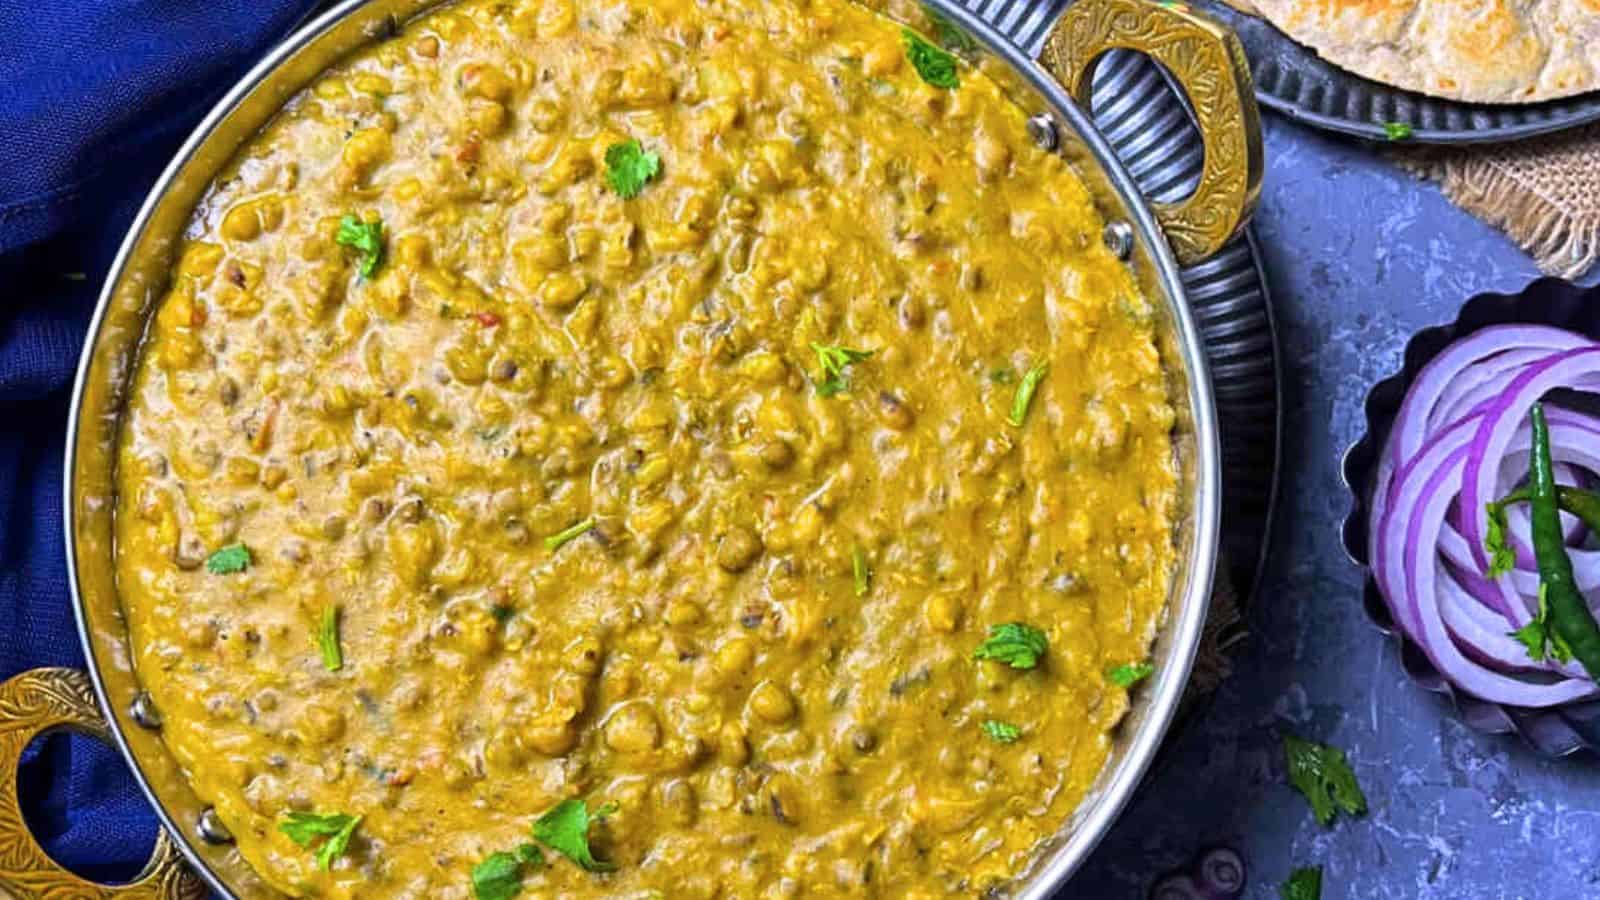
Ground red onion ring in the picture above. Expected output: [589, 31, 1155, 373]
[1369, 326, 1600, 706]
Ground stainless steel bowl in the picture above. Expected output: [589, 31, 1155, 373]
[0, 0, 1259, 895]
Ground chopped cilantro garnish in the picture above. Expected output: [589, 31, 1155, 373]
[1280, 866, 1322, 900]
[1283, 735, 1367, 826]
[336, 215, 385, 279]
[204, 543, 251, 575]
[317, 605, 343, 672]
[472, 844, 545, 900]
[1007, 363, 1048, 427]
[1484, 501, 1516, 578]
[810, 342, 873, 397]
[852, 546, 871, 597]
[533, 798, 616, 872]
[981, 719, 1021, 743]
[1382, 121, 1413, 142]
[603, 140, 661, 199]
[1510, 584, 1575, 663]
[973, 622, 1048, 670]
[989, 366, 1015, 384]
[903, 29, 959, 90]
[279, 811, 361, 871]
[1107, 661, 1154, 688]
[545, 517, 596, 551]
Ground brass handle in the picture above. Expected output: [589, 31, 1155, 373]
[0, 668, 206, 900]
[1041, 0, 1263, 265]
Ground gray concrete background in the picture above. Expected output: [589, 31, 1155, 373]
[1074, 117, 1600, 899]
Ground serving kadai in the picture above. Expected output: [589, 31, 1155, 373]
[110, 0, 1185, 895]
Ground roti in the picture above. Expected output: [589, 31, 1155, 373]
[1249, 0, 1600, 103]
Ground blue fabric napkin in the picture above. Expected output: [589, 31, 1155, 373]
[0, 0, 319, 882]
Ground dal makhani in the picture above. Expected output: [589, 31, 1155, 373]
[112, 0, 1179, 895]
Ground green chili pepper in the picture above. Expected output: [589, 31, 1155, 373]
[1527, 403, 1600, 680]
[1490, 485, 1600, 534]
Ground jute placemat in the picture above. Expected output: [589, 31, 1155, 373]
[1392, 125, 1600, 280]
[1186, 563, 1241, 704]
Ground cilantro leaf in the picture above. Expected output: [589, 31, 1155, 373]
[1382, 121, 1413, 142]
[1484, 501, 1516, 578]
[317, 605, 343, 672]
[810, 343, 873, 397]
[972, 622, 1048, 670]
[336, 215, 385, 279]
[981, 719, 1021, 743]
[472, 852, 523, 900]
[1007, 363, 1048, 427]
[903, 29, 959, 89]
[278, 811, 361, 871]
[545, 517, 596, 551]
[1509, 584, 1574, 663]
[532, 798, 616, 872]
[1280, 866, 1322, 900]
[205, 543, 251, 575]
[472, 844, 545, 900]
[1283, 735, 1366, 826]
[852, 546, 871, 598]
[603, 140, 661, 199]
[1107, 661, 1154, 688]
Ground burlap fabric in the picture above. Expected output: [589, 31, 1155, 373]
[1394, 125, 1600, 280]
[1187, 564, 1241, 701]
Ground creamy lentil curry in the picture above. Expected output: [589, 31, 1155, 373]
[112, 0, 1180, 895]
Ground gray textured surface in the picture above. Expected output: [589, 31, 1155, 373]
[1072, 118, 1600, 898]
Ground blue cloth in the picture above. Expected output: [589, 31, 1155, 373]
[0, 0, 318, 881]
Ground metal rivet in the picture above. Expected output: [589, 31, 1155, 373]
[197, 808, 234, 845]
[1027, 113, 1058, 151]
[129, 692, 162, 730]
[1103, 221, 1134, 260]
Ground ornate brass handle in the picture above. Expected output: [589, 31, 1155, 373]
[0, 668, 206, 900]
[1041, 0, 1263, 265]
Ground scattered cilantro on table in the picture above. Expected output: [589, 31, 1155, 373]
[1283, 734, 1366, 826]
[1280, 865, 1322, 900]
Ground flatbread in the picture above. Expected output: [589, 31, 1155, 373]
[1248, 0, 1600, 103]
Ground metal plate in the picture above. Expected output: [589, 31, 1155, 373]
[1198, 0, 1600, 144]
[962, 0, 1282, 622]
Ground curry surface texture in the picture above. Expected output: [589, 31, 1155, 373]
[112, 0, 1178, 895]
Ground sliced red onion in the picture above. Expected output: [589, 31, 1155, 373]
[1369, 328, 1600, 707]
[1461, 347, 1600, 612]
[1370, 326, 1596, 579]
[1378, 419, 1596, 704]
